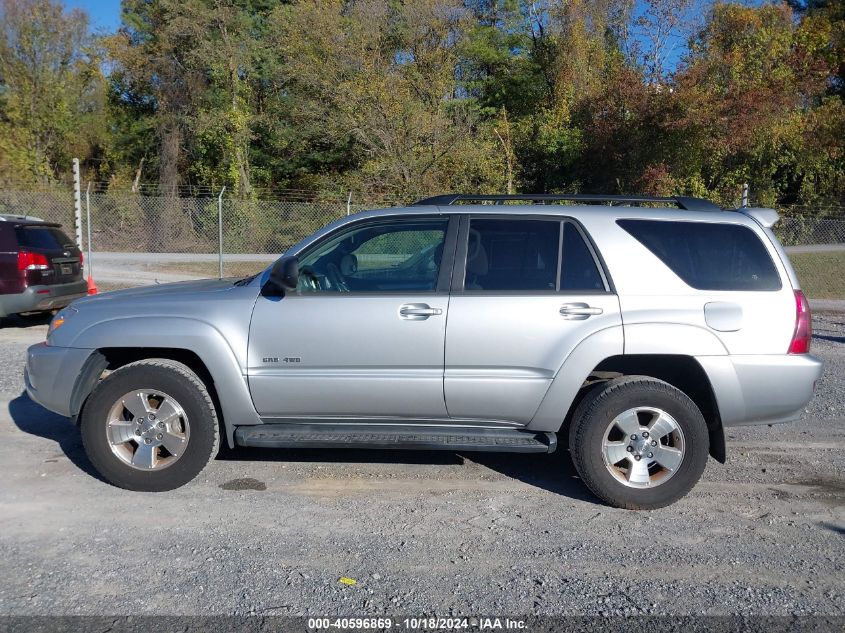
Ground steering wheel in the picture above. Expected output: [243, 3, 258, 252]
[298, 265, 321, 291]
[325, 262, 349, 292]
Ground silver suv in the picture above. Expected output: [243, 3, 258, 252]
[24, 194, 823, 509]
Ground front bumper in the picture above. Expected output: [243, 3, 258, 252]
[2, 280, 88, 316]
[25, 343, 95, 418]
[697, 353, 824, 427]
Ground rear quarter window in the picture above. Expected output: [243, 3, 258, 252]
[617, 219, 781, 291]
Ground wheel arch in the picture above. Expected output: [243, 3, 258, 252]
[68, 317, 261, 448]
[530, 343, 725, 463]
[580, 355, 726, 463]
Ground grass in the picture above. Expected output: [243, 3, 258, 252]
[154, 261, 269, 279]
[789, 251, 845, 300]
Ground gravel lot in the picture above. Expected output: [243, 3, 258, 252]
[0, 313, 842, 617]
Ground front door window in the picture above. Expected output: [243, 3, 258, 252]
[297, 219, 449, 293]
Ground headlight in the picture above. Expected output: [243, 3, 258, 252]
[47, 306, 77, 340]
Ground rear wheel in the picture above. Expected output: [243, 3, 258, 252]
[81, 359, 219, 491]
[569, 376, 709, 510]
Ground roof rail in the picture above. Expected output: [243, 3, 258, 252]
[411, 194, 721, 212]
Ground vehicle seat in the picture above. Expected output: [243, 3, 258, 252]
[433, 243, 444, 265]
[465, 232, 488, 290]
[340, 253, 358, 276]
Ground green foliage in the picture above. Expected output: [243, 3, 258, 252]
[269, 0, 507, 201]
[0, 0, 843, 210]
[0, 0, 107, 185]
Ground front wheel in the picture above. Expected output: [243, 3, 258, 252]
[81, 359, 220, 491]
[569, 376, 710, 510]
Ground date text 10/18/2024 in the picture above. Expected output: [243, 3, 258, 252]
[308, 617, 527, 630]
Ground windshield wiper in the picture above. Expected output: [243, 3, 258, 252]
[233, 274, 258, 287]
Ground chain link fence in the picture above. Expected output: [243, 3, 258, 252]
[1, 189, 844, 300]
[81, 194, 375, 288]
[775, 215, 845, 301]
[0, 189, 372, 290]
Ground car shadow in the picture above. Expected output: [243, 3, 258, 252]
[10, 391, 596, 503]
[8, 392, 103, 481]
[1, 313, 53, 329]
[219, 443, 597, 503]
[219, 444, 465, 466]
[814, 333, 844, 344]
[818, 521, 845, 537]
[462, 449, 598, 502]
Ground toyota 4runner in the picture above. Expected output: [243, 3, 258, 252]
[24, 194, 823, 509]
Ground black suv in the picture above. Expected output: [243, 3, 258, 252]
[0, 215, 87, 321]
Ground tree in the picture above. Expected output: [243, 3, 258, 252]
[270, 0, 505, 201]
[630, 0, 697, 85]
[0, 0, 106, 185]
[106, 0, 206, 193]
[4, 0, 839, 212]
[666, 2, 845, 206]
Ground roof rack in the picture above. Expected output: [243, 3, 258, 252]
[411, 194, 721, 212]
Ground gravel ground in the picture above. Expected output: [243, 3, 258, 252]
[0, 313, 842, 617]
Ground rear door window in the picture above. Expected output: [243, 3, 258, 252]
[464, 219, 560, 291]
[617, 219, 781, 291]
[15, 227, 75, 251]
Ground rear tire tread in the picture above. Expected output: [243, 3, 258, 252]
[569, 376, 709, 510]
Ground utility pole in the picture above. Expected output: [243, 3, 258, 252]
[741, 183, 749, 208]
[72, 159, 83, 250]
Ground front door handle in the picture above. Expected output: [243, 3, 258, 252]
[399, 303, 443, 320]
[560, 303, 603, 320]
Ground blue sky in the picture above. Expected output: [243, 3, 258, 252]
[65, 0, 700, 72]
[65, 0, 121, 32]
[64, 0, 722, 38]
[63, 0, 734, 71]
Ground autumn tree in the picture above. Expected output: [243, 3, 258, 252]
[107, 1, 196, 192]
[666, 2, 845, 206]
[271, 0, 506, 201]
[2, 0, 842, 211]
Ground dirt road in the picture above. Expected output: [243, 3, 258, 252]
[0, 314, 842, 617]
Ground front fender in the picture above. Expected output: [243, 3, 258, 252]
[69, 316, 261, 446]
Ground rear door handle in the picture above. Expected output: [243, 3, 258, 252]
[399, 303, 443, 320]
[560, 303, 603, 320]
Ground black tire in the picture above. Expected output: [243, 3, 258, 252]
[568, 376, 709, 510]
[81, 359, 220, 491]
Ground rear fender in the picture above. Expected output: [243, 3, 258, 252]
[528, 326, 624, 432]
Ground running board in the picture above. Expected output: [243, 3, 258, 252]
[234, 424, 556, 453]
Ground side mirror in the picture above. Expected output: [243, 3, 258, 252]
[266, 255, 299, 294]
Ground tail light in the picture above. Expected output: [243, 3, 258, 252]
[17, 251, 50, 271]
[79, 251, 84, 265]
[787, 290, 812, 354]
